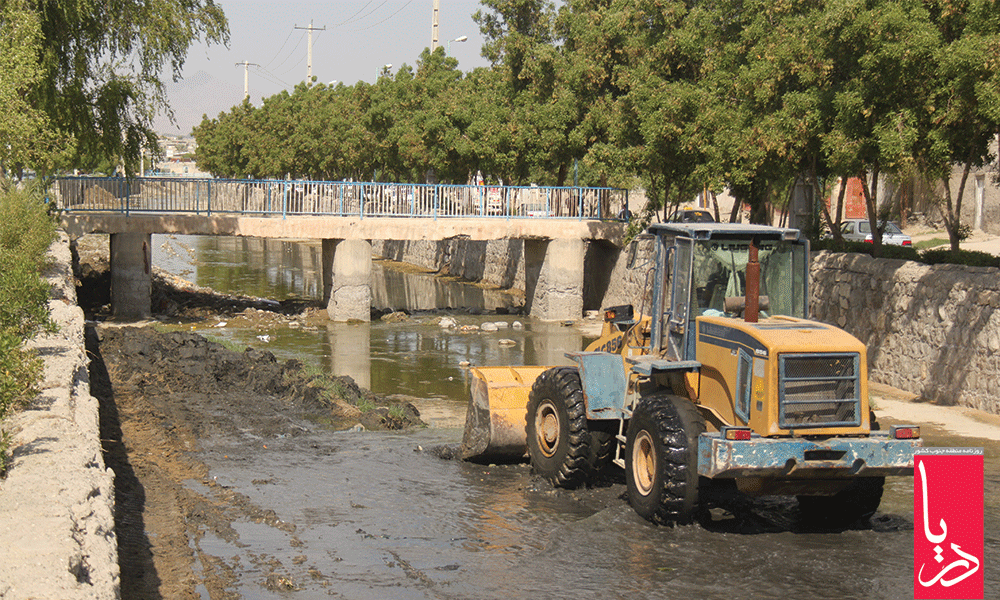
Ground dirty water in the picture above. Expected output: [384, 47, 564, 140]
[192, 425, 1000, 600]
[144, 234, 998, 599]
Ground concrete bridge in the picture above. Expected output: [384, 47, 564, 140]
[52, 177, 628, 321]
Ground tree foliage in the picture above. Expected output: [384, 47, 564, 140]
[0, 180, 57, 472]
[0, 0, 228, 176]
[192, 0, 1000, 252]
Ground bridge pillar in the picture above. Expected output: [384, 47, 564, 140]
[524, 238, 584, 321]
[323, 238, 372, 322]
[110, 232, 152, 320]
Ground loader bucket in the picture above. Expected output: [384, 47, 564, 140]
[459, 365, 550, 462]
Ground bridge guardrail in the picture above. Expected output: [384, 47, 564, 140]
[50, 177, 629, 221]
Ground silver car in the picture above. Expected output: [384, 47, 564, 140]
[839, 219, 912, 246]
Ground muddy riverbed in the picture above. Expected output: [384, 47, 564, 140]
[74, 238, 999, 600]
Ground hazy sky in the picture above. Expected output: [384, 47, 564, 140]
[155, 0, 492, 135]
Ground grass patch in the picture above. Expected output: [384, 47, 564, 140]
[387, 404, 408, 420]
[913, 237, 949, 250]
[204, 334, 248, 354]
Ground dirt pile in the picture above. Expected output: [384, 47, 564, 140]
[95, 326, 422, 434]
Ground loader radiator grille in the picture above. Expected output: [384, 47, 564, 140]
[778, 353, 861, 428]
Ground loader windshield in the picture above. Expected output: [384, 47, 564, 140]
[691, 238, 808, 318]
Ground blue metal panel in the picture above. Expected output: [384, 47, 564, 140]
[566, 352, 628, 420]
[697, 432, 921, 479]
[626, 357, 700, 377]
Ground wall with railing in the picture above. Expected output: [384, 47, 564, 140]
[51, 177, 629, 220]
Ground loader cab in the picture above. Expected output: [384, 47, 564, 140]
[649, 223, 809, 361]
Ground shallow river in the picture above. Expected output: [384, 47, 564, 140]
[153, 235, 999, 599]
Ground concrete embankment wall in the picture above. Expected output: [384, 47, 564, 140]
[0, 232, 118, 599]
[373, 239, 1000, 415]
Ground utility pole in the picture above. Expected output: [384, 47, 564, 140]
[295, 20, 326, 81]
[431, 0, 440, 51]
[235, 61, 259, 100]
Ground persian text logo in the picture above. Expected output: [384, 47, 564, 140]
[913, 448, 984, 599]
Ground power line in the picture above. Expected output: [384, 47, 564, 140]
[270, 31, 306, 73]
[352, 0, 414, 33]
[333, 0, 388, 28]
[263, 28, 295, 70]
[252, 65, 292, 89]
[332, 0, 375, 27]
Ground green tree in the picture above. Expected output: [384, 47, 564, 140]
[10, 0, 228, 175]
[0, 180, 57, 472]
[917, 0, 1000, 252]
[0, 2, 69, 176]
[193, 101, 256, 178]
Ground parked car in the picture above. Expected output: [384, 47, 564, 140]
[666, 208, 715, 223]
[839, 218, 912, 246]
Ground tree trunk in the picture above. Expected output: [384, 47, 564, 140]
[821, 178, 847, 243]
[941, 161, 971, 253]
[859, 165, 882, 257]
[729, 193, 742, 223]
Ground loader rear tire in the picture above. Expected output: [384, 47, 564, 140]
[625, 393, 705, 525]
[526, 367, 611, 488]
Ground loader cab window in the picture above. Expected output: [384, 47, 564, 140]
[691, 238, 808, 319]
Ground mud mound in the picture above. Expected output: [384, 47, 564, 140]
[95, 326, 422, 438]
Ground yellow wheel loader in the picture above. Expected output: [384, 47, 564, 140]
[461, 222, 921, 525]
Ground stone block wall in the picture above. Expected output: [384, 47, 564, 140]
[810, 251, 1000, 413]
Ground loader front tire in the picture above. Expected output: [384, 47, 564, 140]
[626, 393, 705, 525]
[526, 367, 610, 488]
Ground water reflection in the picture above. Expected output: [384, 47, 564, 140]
[373, 263, 520, 312]
[154, 233, 596, 403]
[323, 323, 371, 389]
[153, 234, 522, 311]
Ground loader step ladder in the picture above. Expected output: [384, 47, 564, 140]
[612, 358, 701, 469]
[613, 408, 633, 469]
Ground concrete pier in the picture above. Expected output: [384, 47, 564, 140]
[110, 232, 151, 320]
[524, 238, 585, 321]
[323, 238, 373, 322]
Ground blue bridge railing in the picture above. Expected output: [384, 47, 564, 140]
[51, 177, 629, 220]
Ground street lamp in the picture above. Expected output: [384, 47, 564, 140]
[448, 35, 468, 54]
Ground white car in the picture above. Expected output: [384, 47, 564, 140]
[839, 219, 912, 246]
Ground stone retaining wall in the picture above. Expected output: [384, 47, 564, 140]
[373, 239, 1000, 415]
[0, 232, 118, 599]
[810, 251, 1000, 414]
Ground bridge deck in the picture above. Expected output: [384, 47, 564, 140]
[60, 214, 624, 243]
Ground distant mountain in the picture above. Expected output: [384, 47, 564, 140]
[153, 70, 245, 136]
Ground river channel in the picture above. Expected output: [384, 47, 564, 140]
[150, 234, 999, 600]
